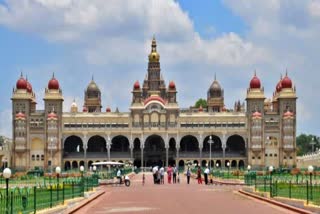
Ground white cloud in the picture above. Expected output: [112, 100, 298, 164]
[0, 0, 319, 135]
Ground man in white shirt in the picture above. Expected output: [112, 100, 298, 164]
[204, 166, 210, 185]
[152, 166, 158, 184]
[159, 167, 165, 184]
[117, 168, 122, 184]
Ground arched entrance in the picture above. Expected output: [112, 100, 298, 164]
[239, 160, 245, 169]
[179, 160, 185, 168]
[64, 161, 71, 171]
[72, 161, 78, 169]
[133, 138, 141, 167]
[111, 135, 130, 158]
[231, 160, 237, 168]
[226, 135, 246, 157]
[180, 135, 199, 158]
[87, 135, 107, 153]
[144, 135, 165, 167]
[168, 138, 176, 166]
[202, 135, 223, 158]
[64, 135, 83, 158]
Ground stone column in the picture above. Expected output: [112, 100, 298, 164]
[176, 145, 180, 168]
[141, 143, 144, 169]
[222, 134, 227, 169]
[166, 146, 169, 167]
[83, 135, 88, 170]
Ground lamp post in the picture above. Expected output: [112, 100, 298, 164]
[80, 165, 84, 194]
[227, 161, 230, 178]
[55, 166, 61, 201]
[208, 136, 214, 170]
[308, 165, 314, 200]
[247, 165, 251, 185]
[269, 166, 274, 197]
[3, 168, 12, 214]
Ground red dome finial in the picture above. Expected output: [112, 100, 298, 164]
[169, 81, 176, 89]
[281, 71, 292, 89]
[48, 73, 60, 90]
[106, 107, 111, 112]
[26, 76, 33, 93]
[133, 80, 140, 89]
[276, 74, 282, 92]
[83, 107, 88, 112]
[249, 71, 261, 89]
[16, 72, 28, 90]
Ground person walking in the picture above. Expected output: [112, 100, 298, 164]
[186, 167, 191, 184]
[160, 166, 165, 184]
[152, 166, 158, 184]
[142, 173, 145, 185]
[167, 165, 173, 184]
[204, 166, 209, 185]
[173, 165, 177, 183]
[197, 166, 202, 184]
[117, 168, 122, 184]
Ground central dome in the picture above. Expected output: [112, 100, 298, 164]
[209, 79, 222, 98]
[148, 36, 160, 62]
[87, 79, 100, 93]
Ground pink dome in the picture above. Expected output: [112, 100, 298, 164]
[252, 111, 262, 118]
[16, 76, 27, 90]
[169, 81, 176, 89]
[133, 81, 140, 89]
[250, 74, 261, 89]
[281, 74, 292, 89]
[48, 75, 60, 90]
[106, 107, 111, 112]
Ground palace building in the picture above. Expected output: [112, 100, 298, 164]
[11, 37, 297, 171]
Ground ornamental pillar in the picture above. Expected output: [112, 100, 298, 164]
[106, 135, 111, 162]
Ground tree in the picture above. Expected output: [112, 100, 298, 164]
[195, 98, 207, 108]
[296, 134, 319, 156]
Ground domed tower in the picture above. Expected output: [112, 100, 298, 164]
[142, 36, 166, 99]
[70, 99, 78, 113]
[207, 74, 224, 112]
[44, 73, 64, 170]
[246, 71, 265, 114]
[246, 71, 265, 168]
[278, 71, 297, 167]
[84, 76, 102, 112]
[132, 80, 142, 104]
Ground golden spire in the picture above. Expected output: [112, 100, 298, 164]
[149, 35, 160, 62]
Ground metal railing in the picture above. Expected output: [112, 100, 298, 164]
[0, 175, 99, 214]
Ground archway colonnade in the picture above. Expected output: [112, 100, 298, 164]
[62, 133, 247, 170]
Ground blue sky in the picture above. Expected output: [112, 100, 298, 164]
[0, 0, 320, 137]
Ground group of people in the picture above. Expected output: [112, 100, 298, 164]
[196, 166, 213, 185]
[145, 165, 214, 185]
[152, 165, 179, 184]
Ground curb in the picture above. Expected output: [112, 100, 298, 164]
[238, 190, 314, 214]
[65, 190, 105, 214]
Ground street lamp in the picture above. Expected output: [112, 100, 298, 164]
[227, 161, 230, 178]
[247, 165, 251, 185]
[269, 166, 274, 197]
[308, 165, 314, 200]
[80, 165, 84, 193]
[55, 166, 61, 201]
[3, 168, 12, 214]
[208, 136, 214, 170]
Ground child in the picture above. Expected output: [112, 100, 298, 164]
[142, 173, 145, 185]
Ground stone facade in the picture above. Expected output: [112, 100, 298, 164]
[11, 38, 297, 171]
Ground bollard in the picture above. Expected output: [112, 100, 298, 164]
[50, 185, 53, 208]
[72, 182, 74, 199]
[289, 181, 292, 198]
[33, 186, 36, 214]
[62, 182, 65, 204]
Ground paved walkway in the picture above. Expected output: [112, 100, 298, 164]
[74, 173, 297, 214]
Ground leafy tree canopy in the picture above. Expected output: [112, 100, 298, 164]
[296, 134, 319, 156]
[195, 98, 207, 108]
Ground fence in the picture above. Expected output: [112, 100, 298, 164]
[245, 173, 320, 206]
[0, 175, 99, 214]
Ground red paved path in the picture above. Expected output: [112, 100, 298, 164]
[74, 173, 296, 214]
